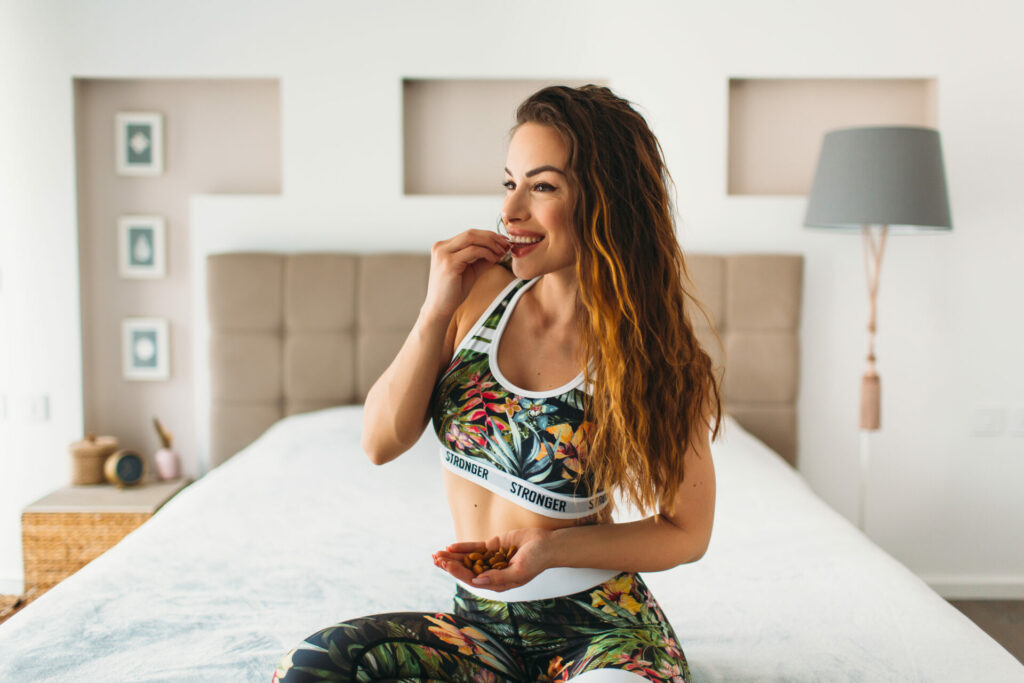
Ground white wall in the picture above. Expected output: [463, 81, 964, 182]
[2, 0, 1023, 597]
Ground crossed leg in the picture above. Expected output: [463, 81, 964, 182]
[273, 610, 524, 682]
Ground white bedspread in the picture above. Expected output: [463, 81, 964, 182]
[1, 407, 1021, 682]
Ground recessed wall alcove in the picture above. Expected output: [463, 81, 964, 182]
[402, 78, 607, 196]
[73, 77, 281, 475]
[728, 78, 939, 196]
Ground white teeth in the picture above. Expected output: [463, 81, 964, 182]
[509, 234, 544, 245]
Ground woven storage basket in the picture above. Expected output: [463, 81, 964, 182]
[68, 434, 119, 485]
[21, 511, 150, 590]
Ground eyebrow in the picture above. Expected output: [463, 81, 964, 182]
[504, 165, 567, 178]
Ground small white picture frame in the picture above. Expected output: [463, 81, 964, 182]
[115, 111, 164, 176]
[118, 215, 166, 278]
[122, 318, 170, 381]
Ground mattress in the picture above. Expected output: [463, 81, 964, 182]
[0, 406, 1021, 682]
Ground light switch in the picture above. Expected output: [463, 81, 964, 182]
[27, 394, 50, 422]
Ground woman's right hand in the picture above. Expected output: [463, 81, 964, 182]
[422, 229, 510, 322]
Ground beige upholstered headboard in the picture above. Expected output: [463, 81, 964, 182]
[206, 252, 803, 469]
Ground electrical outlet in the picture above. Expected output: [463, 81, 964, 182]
[27, 394, 50, 422]
[972, 404, 1005, 436]
[1009, 404, 1024, 437]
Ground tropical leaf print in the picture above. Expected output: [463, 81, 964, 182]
[421, 613, 521, 676]
[561, 388, 588, 412]
[514, 397, 559, 430]
[430, 324, 597, 496]
[480, 424, 555, 485]
[589, 573, 644, 617]
[275, 575, 689, 683]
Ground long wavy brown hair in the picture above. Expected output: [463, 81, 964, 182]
[513, 85, 724, 520]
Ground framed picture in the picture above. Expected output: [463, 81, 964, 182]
[118, 215, 166, 278]
[122, 318, 170, 381]
[115, 111, 164, 176]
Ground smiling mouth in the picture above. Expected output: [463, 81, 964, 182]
[510, 237, 544, 254]
[508, 234, 545, 245]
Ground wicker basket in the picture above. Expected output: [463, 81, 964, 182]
[68, 434, 119, 485]
[21, 511, 151, 591]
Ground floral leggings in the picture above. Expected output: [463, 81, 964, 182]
[272, 571, 690, 682]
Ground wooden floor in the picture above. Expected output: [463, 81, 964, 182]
[947, 599, 1024, 665]
[2, 590, 1022, 666]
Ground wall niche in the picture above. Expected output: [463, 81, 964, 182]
[728, 77, 938, 196]
[73, 77, 281, 477]
[403, 78, 607, 196]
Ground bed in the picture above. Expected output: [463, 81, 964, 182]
[1, 252, 1021, 682]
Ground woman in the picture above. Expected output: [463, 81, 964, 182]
[274, 84, 722, 683]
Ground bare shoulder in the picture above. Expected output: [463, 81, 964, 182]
[454, 263, 516, 349]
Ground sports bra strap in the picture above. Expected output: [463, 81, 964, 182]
[452, 277, 533, 357]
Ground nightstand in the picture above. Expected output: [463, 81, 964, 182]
[21, 477, 192, 595]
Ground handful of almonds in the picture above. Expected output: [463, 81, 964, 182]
[462, 546, 517, 575]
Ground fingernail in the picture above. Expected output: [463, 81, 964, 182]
[472, 577, 490, 585]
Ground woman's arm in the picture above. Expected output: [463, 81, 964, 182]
[360, 309, 457, 465]
[546, 419, 716, 573]
[361, 231, 510, 465]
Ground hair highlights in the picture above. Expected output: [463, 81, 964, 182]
[514, 85, 724, 519]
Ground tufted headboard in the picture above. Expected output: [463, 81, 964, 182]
[206, 252, 803, 469]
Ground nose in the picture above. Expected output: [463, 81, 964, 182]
[501, 184, 529, 227]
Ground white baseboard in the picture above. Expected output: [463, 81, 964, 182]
[922, 575, 1024, 600]
[0, 577, 24, 595]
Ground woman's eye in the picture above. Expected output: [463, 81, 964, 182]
[502, 180, 556, 192]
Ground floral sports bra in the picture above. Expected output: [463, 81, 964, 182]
[430, 276, 609, 519]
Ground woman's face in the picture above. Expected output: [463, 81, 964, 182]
[502, 122, 576, 280]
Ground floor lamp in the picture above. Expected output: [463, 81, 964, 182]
[803, 126, 953, 532]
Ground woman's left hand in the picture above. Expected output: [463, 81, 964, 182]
[432, 527, 555, 591]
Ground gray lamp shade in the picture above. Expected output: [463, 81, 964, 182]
[804, 126, 953, 233]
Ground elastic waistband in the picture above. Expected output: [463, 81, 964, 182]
[440, 447, 609, 519]
[440, 565, 621, 603]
